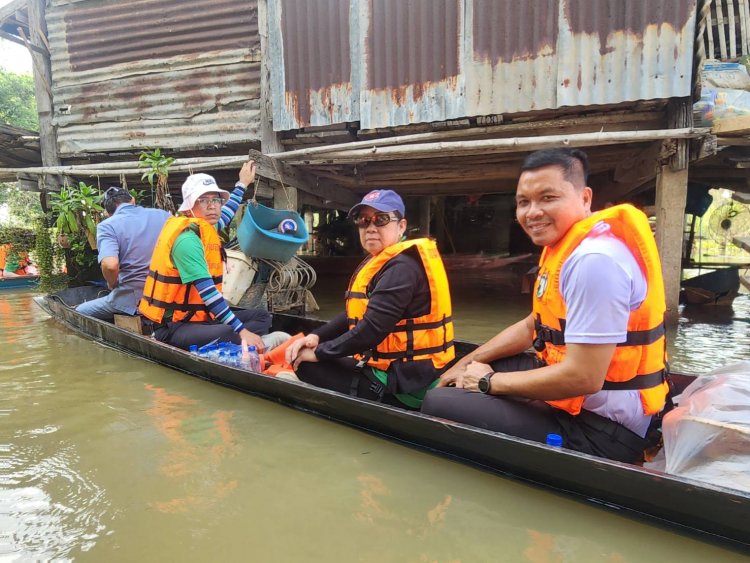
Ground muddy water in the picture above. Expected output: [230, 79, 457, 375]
[2, 286, 748, 561]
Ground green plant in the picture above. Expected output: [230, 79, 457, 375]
[48, 181, 104, 249]
[34, 216, 67, 292]
[0, 225, 35, 251]
[138, 148, 176, 213]
[0, 182, 42, 224]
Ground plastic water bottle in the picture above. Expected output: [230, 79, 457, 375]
[228, 350, 240, 367]
[241, 344, 260, 371]
[189, 345, 199, 355]
[277, 219, 297, 234]
[546, 433, 563, 448]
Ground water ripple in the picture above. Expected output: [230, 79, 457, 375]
[1, 443, 110, 559]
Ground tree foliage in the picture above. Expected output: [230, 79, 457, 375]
[0, 68, 38, 131]
[0, 182, 42, 224]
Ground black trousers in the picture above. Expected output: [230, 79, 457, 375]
[153, 308, 272, 350]
[420, 353, 650, 463]
[296, 357, 415, 410]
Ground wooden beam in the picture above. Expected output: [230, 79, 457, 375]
[712, 115, 750, 136]
[272, 111, 666, 162]
[0, 29, 43, 53]
[258, 0, 299, 212]
[247, 149, 357, 207]
[26, 0, 59, 194]
[283, 129, 709, 166]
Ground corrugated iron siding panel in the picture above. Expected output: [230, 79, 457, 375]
[557, 0, 696, 107]
[362, 0, 464, 129]
[270, 0, 697, 131]
[270, 0, 356, 130]
[47, 0, 261, 156]
[466, 0, 558, 115]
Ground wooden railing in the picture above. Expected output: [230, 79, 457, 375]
[703, 0, 750, 60]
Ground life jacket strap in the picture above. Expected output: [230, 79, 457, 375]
[601, 369, 666, 391]
[373, 341, 455, 360]
[618, 323, 665, 346]
[534, 315, 665, 349]
[141, 296, 210, 313]
[146, 270, 222, 285]
[533, 314, 566, 351]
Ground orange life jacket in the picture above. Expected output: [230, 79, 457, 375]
[139, 216, 223, 324]
[345, 238, 455, 371]
[532, 204, 669, 416]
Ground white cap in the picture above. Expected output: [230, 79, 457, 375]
[178, 173, 230, 212]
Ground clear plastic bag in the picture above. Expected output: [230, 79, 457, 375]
[694, 87, 750, 126]
[645, 362, 750, 493]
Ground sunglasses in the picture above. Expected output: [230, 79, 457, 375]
[353, 212, 400, 228]
[195, 197, 224, 208]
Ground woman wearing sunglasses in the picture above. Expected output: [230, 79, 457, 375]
[286, 189, 455, 409]
[140, 162, 285, 352]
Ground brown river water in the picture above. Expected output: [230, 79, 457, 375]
[2, 278, 749, 561]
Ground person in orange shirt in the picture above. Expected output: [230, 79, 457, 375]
[1, 244, 31, 277]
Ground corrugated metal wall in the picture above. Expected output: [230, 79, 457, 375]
[47, 0, 261, 156]
[270, 0, 697, 131]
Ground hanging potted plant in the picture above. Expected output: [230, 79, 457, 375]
[138, 148, 176, 213]
[49, 181, 104, 250]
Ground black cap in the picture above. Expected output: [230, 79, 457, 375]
[103, 186, 129, 200]
[102, 186, 132, 213]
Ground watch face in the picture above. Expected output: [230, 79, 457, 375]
[478, 375, 490, 394]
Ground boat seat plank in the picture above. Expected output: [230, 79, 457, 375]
[113, 314, 145, 335]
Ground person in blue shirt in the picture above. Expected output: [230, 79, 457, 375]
[76, 187, 171, 321]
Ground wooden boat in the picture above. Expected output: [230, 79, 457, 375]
[35, 286, 750, 551]
[0, 275, 39, 290]
[680, 267, 740, 306]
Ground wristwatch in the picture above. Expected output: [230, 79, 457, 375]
[477, 371, 495, 394]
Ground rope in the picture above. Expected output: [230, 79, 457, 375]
[250, 175, 261, 207]
[270, 157, 294, 210]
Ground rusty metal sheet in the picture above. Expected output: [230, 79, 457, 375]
[46, 0, 261, 157]
[269, 0, 357, 131]
[270, 0, 697, 132]
[557, 0, 697, 107]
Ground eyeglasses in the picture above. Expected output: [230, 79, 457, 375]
[195, 197, 224, 208]
[353, 212, 400, 228]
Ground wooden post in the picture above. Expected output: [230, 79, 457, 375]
[258, 0, 297, 211]
[654, 156, 688, 317]
[26, 0, 60, 193]
[418, 196, 431, 237]
[654, 98, 692, 318]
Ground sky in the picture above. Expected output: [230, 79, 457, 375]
[0, 38, 32, 74]
[0, 0, 33, 75]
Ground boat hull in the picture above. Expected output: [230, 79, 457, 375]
[0, 275, 39, 290]
[35, 287, 750, 551]
[681, 267, 741, 306]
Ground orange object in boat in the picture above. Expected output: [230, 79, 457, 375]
[262, 332, 304, 376]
